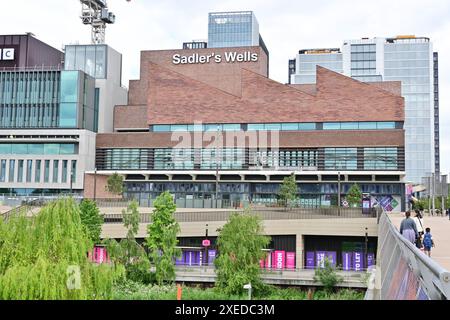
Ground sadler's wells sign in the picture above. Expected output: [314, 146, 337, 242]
[173, 51, 258, 65]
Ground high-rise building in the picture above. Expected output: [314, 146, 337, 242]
[289, 36, 438, 184]
[0, 34, 127, 197]
[208, 11, 269, 68]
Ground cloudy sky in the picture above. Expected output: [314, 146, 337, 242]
[1, 0, 449, 175]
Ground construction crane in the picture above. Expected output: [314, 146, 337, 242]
[80, 0, 131, 44]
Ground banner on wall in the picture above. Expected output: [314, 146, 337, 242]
[353, 252, 364, 271]
[286, 252, 296, 269]
[316, 251, 327, 268]
[306, 252, 315, 269]
[273, 251, 286, 269]
[343, 252, 352, 271]
[208, 250, 216, 265]
[367, 253, 375, 268]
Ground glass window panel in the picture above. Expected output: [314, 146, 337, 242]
[171, 125, 188, 131]
[281, 123, 299, 131]
[26, 160, 32, 183]
[0, 144, 11, 154]
[17, 160, 24, 183]
[377, 122, 396, 129]
[358, 122, 377, 130]
[59, 103, 77, 128]
[222, 124, 241, 131]
[340, 122, 359, 130]
[60, 144, 76, 154]
[44, 144, 60, 155]
[265, 123, 281, 131]
[53, 160, 59, 183]
[35, 160, 41, 183]
[44, 160, 50, 183]
[298, 123, 316, 130]
[74, 46, 86, 71]
[9, 160, 15, 182]
[0, 159, 6, 182]
[85, 46, 96, 77]
[64, 46, 76, 70]
[153, 125, 171, 132]
[29, 144, 44, 155]
[71, 160, 77, 183]
[62, 160, 68, 183]
[323, 122, 341, 130]
[60, 71, 79, 103]
[95, 46, 106, 78]
[11, 144, 28, 154]
[247, 124, 265, 131]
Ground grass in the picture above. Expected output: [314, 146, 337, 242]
[112, 280, 365, 300]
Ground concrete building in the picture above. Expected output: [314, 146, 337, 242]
[289, 36, 438, 184]
[0, 34, 127, 196]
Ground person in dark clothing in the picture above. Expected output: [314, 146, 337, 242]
[400, 211, 418, 244]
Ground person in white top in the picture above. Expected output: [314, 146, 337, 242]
[413, 210, 425, 248]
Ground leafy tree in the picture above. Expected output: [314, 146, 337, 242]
[278, 173, 298, 208]
[314, 257, 343, 293]
[79, 199, 104, 244]
[215, 210, 271, 296]
[104, 200, 150, 284]
[347, 184, 363, 208]
[146, 192, 181, 285]
[0, 198, 124, 300]
[105, 173, 124, 196]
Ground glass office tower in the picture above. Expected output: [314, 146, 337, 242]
[208, 11, 260, 48]
[289, 36, 437, 183]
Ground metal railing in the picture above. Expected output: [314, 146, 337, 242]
[103, 207, 377, 224]
[371, 212, 450, 300]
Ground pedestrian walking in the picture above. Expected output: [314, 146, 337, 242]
[423, 228, 435, 258]
[400, 211, 419, 245]
[413, 210, 424, 249]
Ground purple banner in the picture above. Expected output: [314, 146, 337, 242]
[367, 253, 375, 268]
[316, 251, 327, 268]
[342, 252, 352, 271]
[306, 252, 315, 269]
[353, 252, 364, 271]
[208, 250, 216, 265]
[326, 252, 337, 267]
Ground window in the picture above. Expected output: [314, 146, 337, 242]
[53, 160, 59, 183]
[0, 159, 6, 182]
[152, 125, 171, 132]
[71, 160, 77, 183]
[35, 160, 41, 183]
[324, 148, 357, 170]
[323, 123, 341, 130]
[17, 160, 24, 183]
[9, 160, 15, 182]
[44, 160, 50, 183]
[26, 160, 32, 183]
[62, 160, 68, 183]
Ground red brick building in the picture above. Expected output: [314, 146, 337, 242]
[86, 45, 406, 212]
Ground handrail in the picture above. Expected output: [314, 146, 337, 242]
[374, 211, 450, 300]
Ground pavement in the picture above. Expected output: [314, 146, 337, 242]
[389, 213, 450, 271]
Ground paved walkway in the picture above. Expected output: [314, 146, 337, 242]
[389, 213, 450, 271]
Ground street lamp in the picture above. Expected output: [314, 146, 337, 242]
[93, 167, 97, 201]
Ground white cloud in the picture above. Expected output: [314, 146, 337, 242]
[1, 0, 449, 174]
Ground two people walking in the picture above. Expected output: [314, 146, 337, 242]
[400, 210, 435, 257]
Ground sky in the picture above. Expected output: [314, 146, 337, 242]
[1, 0, 449, 176]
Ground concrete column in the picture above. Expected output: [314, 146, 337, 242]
[296, 234, 303, 269]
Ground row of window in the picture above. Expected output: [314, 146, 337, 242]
[124, 182, 403, 195]
[0, 159, 77, 184]
[0, 144, 77, 155]
[98, 147, 402, 171]
[151, 122, 399, 132]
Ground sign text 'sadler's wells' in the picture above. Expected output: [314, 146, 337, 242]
[172, 51, 258, 65]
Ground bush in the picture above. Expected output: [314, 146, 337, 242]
[314, 258, 344, 292]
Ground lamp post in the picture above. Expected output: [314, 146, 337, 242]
[365, 227, 368, 270]
[205, 224, 209, 266]
[337, 171, 341, 216]
[215, 125, 220, 209]
[93, 167, 97, 201]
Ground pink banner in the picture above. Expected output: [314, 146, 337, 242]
[286, 252, 296, 269]
[273, 251, 286, 269]
[265, 253, 271, 269]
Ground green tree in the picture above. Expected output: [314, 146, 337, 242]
[314, 257, 344, 293]
[215, 210, 271, 296]
[146, 192, 181, 285]
[278, 173, 298, 208]
[104, 200, 151, 284]
[347, 184, 363, 208]
[79, 199, 104, 244]
[0, 198, 124, 300]
[105, 173, 124, 196]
